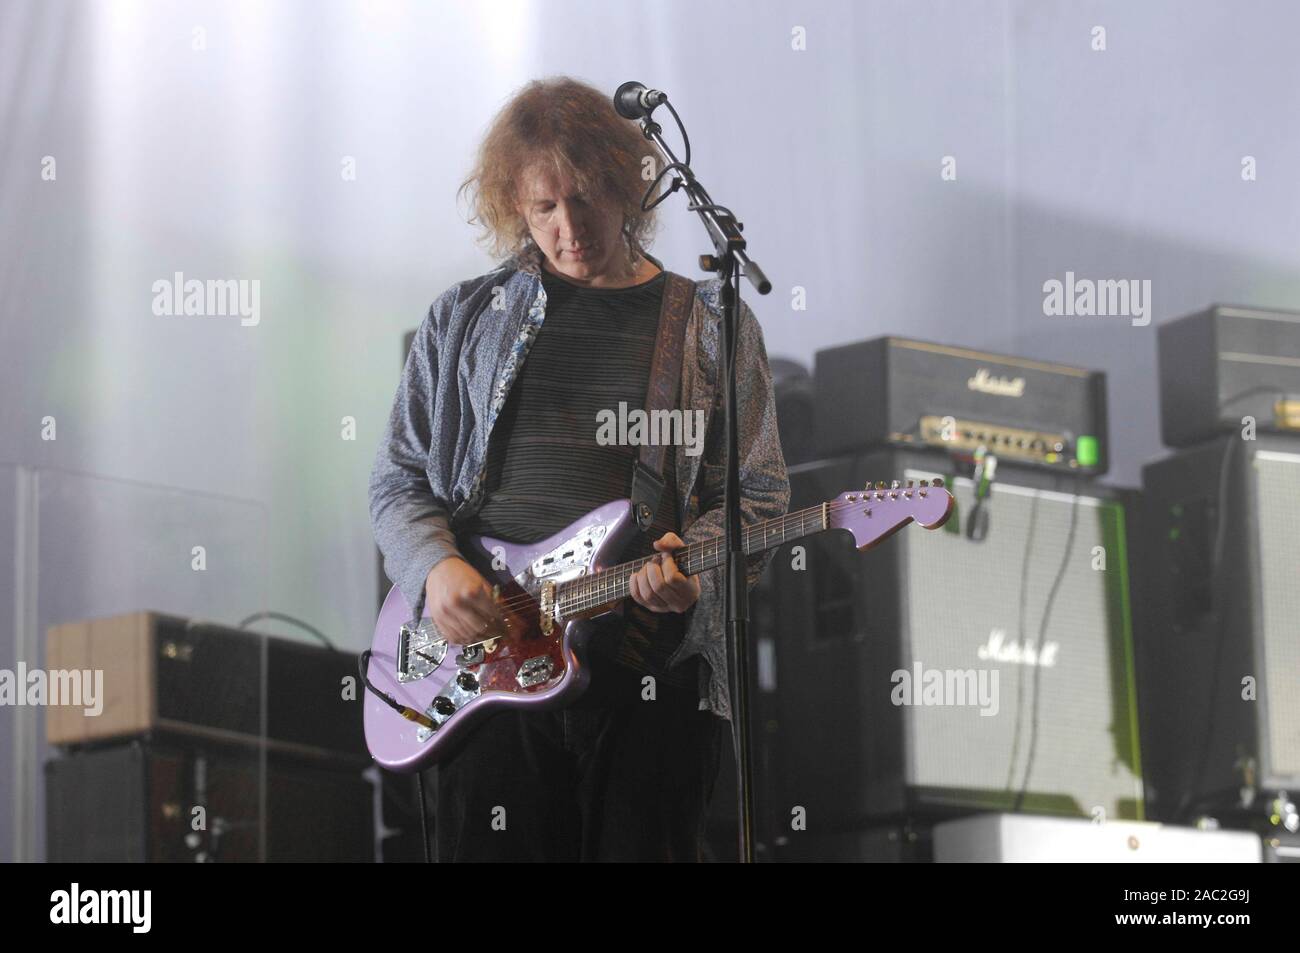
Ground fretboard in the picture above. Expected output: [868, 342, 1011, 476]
[555, 502, 828, 618]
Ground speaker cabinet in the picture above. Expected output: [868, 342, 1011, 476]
[742, 449, 1141, 836]
[1138, 433, 1300, 821]
[45, 612, 367, 764]
[46, 739, 374, 862]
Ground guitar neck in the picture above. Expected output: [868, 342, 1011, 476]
[556, 503, 829, 617]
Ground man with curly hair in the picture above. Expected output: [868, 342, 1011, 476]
[370, 76, 789, 862]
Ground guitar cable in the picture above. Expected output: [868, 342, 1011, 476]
[237, 610, 337, 650]
[358, 649, 434, 729]
[358, 649, 434, 862]
[965, 447, 997, 541]
[1011, 471, 1082, 813]
[1001, 486, 1040, 798]
[416, 770, 432, 864]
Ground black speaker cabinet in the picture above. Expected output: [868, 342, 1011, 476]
[46, 739, 374, 862]
[46, 612, 367, 763]
[1138, 433, 1300, 821]
[769, 357, 816, 466]
[728, 449, 1141, 839]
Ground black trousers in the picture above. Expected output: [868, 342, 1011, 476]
[426, 651, 726, 862]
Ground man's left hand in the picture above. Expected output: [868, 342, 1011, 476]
[628, 532, 701, 613]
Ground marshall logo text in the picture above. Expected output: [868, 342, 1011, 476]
[977, 628, 1059, 667]
[967, 368, 1026, 398]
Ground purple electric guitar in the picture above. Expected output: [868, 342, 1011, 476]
[363, 478, 954, 772]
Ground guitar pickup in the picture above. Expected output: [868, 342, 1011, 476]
[516, 655, 555, 688]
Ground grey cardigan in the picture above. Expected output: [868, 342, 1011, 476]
[368, 251, 791, 721]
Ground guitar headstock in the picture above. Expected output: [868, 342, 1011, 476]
[827, 477, 955, 550]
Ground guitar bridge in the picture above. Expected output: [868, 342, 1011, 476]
[397, 619, 445, 683]
[539, 581, 557, 636]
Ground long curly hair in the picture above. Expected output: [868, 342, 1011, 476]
[458, 76, 666, 277]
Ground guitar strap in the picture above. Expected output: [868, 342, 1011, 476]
[629, 271, 696, 535]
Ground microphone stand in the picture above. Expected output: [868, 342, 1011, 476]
[627, 99, 772, 863]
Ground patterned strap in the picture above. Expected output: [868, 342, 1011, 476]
[630, 271, 696, 532]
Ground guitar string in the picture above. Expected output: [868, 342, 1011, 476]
[418, 491, 937, 640]
[550, 490, 935, 616]
[409, 504, 828, 655]
[406, 489, 941, 653]
[449, 497, 841, 618]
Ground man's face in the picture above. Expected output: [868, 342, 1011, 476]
[516, 164, 628, 286]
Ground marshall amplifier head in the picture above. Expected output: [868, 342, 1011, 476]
[1157, 305, 1300, 448]
[814, 337, 1108, 475]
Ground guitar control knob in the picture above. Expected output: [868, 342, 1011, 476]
[433, 696, 456, 716]
[456, 672, 478, 692]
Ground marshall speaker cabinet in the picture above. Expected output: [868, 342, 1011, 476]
[744, 448, 1142, 843]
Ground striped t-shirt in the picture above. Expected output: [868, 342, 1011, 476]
[457, 266, 698, 691]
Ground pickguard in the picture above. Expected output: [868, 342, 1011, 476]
[403, 521, 610, 743]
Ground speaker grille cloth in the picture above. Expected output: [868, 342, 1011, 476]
[1255, 451, 1300, 778]
[900, 471, 1141, 817]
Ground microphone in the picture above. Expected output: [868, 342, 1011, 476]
[614, 81, 668, 119]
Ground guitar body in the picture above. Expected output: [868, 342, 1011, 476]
[363, 499, 640, 773]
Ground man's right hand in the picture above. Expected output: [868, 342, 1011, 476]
[424, 556, 505, 645]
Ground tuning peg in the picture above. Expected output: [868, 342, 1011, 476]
[891, 480, 900, 490]
[932, 477, 945, 488]
[906, 480, 914, 488]
[919, 479, 929, 487]
[877, 481, 887, 490]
